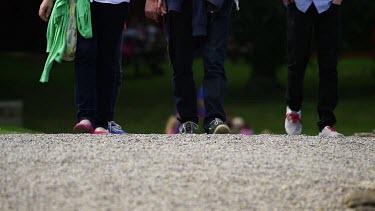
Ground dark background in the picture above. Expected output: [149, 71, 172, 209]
[1, 0, 374, 134]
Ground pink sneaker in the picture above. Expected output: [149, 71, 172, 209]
[73, 122, 94, 134]
[92, 127, 109, 135]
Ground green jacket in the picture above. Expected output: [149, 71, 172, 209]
[40, 0, 92, 83]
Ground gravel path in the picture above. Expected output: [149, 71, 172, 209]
[1, 134, 374, 210]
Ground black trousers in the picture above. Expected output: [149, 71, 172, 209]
[75, 2, 128, 128]
[286, 3, 340, 131]
[167, 0, 233, 133]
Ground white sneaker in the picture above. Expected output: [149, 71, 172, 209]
[319, 126, 344, 137]
[285, 106, 302, 135]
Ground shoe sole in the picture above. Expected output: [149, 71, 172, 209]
[213, 125, 231, 134]
[92, 131, 109, 135]
[286, 130, 302, 135]
[318, 133, 345, 138]
[108, 130, 127, 135]
[73, 124, 93, 134]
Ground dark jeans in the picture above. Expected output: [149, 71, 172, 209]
[286, 3, 340, 131]
[168, 0, 233, 133]
[75, 2, 128, 129]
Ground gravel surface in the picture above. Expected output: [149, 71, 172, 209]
[1, 134, 374, 210]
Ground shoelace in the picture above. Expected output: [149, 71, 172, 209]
[286, 113, 302, 123]
[208, 118, 223, 131]
[179, 122, 198, 134]
[108, 121, 122, 131]
[212, 118, 221, 125]
[326, 126, 336, 132]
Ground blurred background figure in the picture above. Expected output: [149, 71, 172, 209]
[197, 85, 205, 118]
[261, 129, 272, 134]
[165, 114, 180, 134]
[122, 18, 166, 77]
[228, 116, 254, 135]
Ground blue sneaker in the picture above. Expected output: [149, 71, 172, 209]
[108, 121, 127, 134]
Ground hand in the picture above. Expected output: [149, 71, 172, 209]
[145, 0, 166, 23]
[157, 0, 167, 17]
[39, 0, 54, 22]
[332, 0, 342, 5]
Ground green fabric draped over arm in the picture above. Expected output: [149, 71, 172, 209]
[40, 0, 92, 83]
[76, 0, 92, 38]
[40, 0, 69, 83]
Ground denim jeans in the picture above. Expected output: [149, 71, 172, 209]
[168, 0, 233, 132]
[286, 3, 340, 131]
[74, 2, 128, 128]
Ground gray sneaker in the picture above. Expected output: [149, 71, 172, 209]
[319, 126, 344, 137]
[285, 106, 302, 135]
[179, 121, 199, 134]
[208, 118, 231, 134]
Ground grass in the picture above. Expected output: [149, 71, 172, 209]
[0, 126, 40, 134]
[0, 51, 374, 135]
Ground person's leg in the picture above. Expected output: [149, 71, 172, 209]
[201, 0, 233, 133]
[95, 2, 129, 129]
[284, 4, 316, 135]
[285, 4, 315, 111]
[111, 24, 125, 123]
[74, 2, 98, 131]
[168, 0, 198, 125]
[315, 4, 340, 131]
[108, 4, 128, 134]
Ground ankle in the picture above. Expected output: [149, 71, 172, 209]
[287, 106, 301, 115]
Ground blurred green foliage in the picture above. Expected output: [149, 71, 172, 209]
[0, 52, 373, 135]
[340, 0, 375, 51]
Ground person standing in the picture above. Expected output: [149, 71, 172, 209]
[39, 0, 129, 134]
[282, 0, 344, 137]
[145, 0, 239, 134]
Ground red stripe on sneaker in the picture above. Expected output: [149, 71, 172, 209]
[286, 113, 302, 123]
[327, 126, 336, 131]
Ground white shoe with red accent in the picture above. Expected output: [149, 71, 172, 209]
[285, 106, 302, 135]
[319, 126, 344, 137]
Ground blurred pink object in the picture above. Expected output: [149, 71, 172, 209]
[240, 128, 253, 135]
